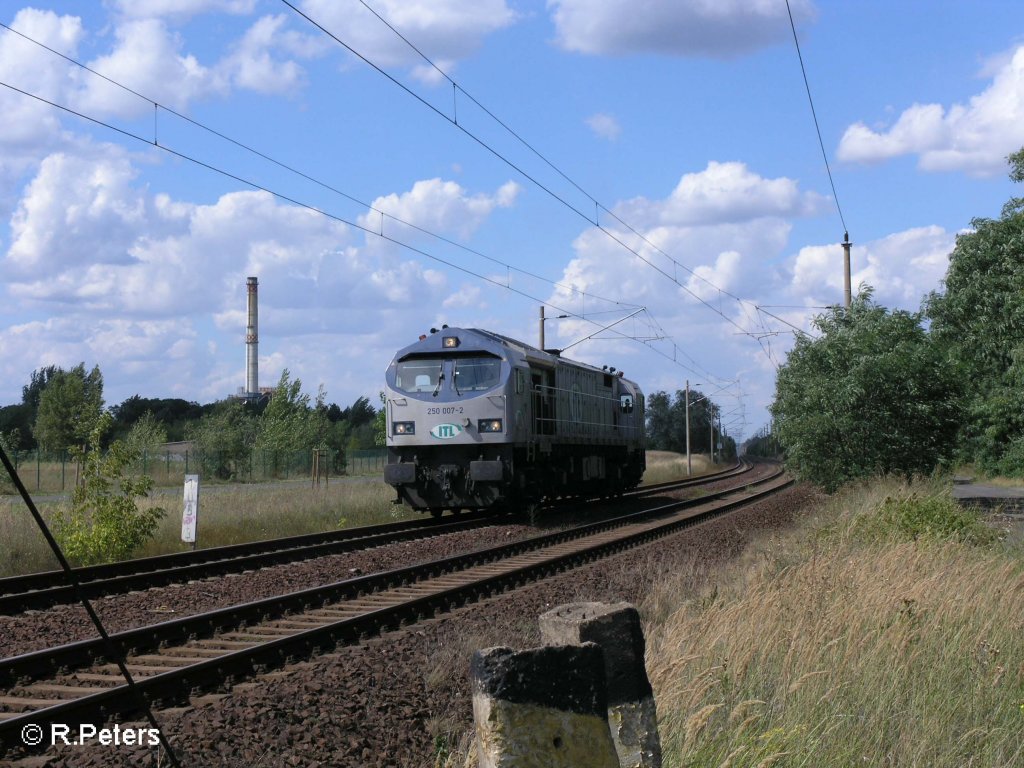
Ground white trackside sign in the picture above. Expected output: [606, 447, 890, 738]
[182, 474, 200, 544]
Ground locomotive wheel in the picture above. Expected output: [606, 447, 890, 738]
[429, 508, 443, 519]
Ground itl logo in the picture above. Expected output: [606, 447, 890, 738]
[430, 423, 462, 439]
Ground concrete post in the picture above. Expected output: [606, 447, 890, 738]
[842, 232, 852, 309]
[471, 644, 620, 768]
[539, 602, 662, 768]
[685, 380, 691, 476]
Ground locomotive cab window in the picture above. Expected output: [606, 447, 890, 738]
[620, 394, 634, 413]
[395, 358, 444, 394]
[453, 356, 502, 393]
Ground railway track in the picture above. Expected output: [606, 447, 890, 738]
[0, 461, 750, 615]
[0, 461, 786, 757]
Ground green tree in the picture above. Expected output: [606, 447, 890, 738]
[772, 289, 962, 492]
[257, 370, 327, 453]
[645, 388, 715, 455]
[645, 391, 673, 450]
[52, 413, 165, 566]
[33, 364, 104, 451]
[186, 399, 257, 480]
[373, 391, 386, 447]
[110, 395, 206, 442]
[926, 151, 1024, 474]
[0, 405, 31, 450]
[22, 365, 60, 410]
[123, 411, 168, 462]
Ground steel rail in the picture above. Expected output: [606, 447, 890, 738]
[0, 461, 746, 614]
[0, 463, 784, 754]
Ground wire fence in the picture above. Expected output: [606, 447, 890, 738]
[1, 446, 389, 494]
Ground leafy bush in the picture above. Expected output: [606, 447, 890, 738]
[53, 414, 165, 566]
[123, 411, 168, 463]
[771, 289, 962, 492]
[852, 491, 997, 547]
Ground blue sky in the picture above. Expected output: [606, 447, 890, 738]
[2, 0, 1023, 441]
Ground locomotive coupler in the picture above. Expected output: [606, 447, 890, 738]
[435, 464, 462, 500]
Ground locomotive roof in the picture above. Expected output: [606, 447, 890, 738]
[393, 327, 641, 390]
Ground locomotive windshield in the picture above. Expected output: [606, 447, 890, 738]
[394, 353, 502, 395]
[395, 358, 444, 394]
[453, 357, 502, 392]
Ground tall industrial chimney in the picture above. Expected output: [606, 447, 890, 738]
[245, 276, 258, 397]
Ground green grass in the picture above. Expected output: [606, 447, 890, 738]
[1, 450, 708, 578]
[0, 478, 415, 578]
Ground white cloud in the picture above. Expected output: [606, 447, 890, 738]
[686, 250, 742, 301]
[109, 0, 258, 22]
[615, 161, 825, 228]
[298, 0, 517, 83]
[75, 18, 226, 116]
[585, 112, 621, 141]
[0, 8, 83, 182]
[838, 46, 1024, 176]
[0, 316, 203, 403]
[360, 178, 520, 240]
[442, 283, 484, 309]
[548, 0, 816, 58]
[542, 163, 821, 394]
[219, 14, 329, 94]
[0, 150, 526, 404]
[5, 149, 147, 277]
[4, 8, 323, 130]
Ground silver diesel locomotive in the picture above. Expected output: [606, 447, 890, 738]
[383, 327, 645, 515]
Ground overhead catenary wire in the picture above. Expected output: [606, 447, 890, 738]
[285, 0, 818, 356]
[0, 17, 739, 392]
[0, 75, 735, 388]
[0, 19, 629, 320]
[785, 0, 848, 234]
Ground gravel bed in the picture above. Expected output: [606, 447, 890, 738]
[8, 476, 815, 768]
[0, 522, 539, 659]
[0, 466, 765, 659]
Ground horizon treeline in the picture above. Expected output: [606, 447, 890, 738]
[0, 365, 382, 461]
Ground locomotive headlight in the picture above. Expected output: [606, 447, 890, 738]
[393, 421, 416, 435]
[442, 336, 460, 348]
[477, 418, 503, 433]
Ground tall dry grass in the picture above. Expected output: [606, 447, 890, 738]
[0, 498, 63, 577]
[643, 450, 716, 485]
[645, 476, 1024, 767]
[0, 479, 412, 577]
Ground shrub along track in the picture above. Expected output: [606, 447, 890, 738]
[0, 462, 784, 761]
[0, 462, 750, 616]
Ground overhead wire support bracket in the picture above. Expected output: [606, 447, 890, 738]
[558, 307, 646, 354]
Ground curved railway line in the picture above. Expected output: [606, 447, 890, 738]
[0, 462, 751, 615]
[0, 460, 785, 759]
